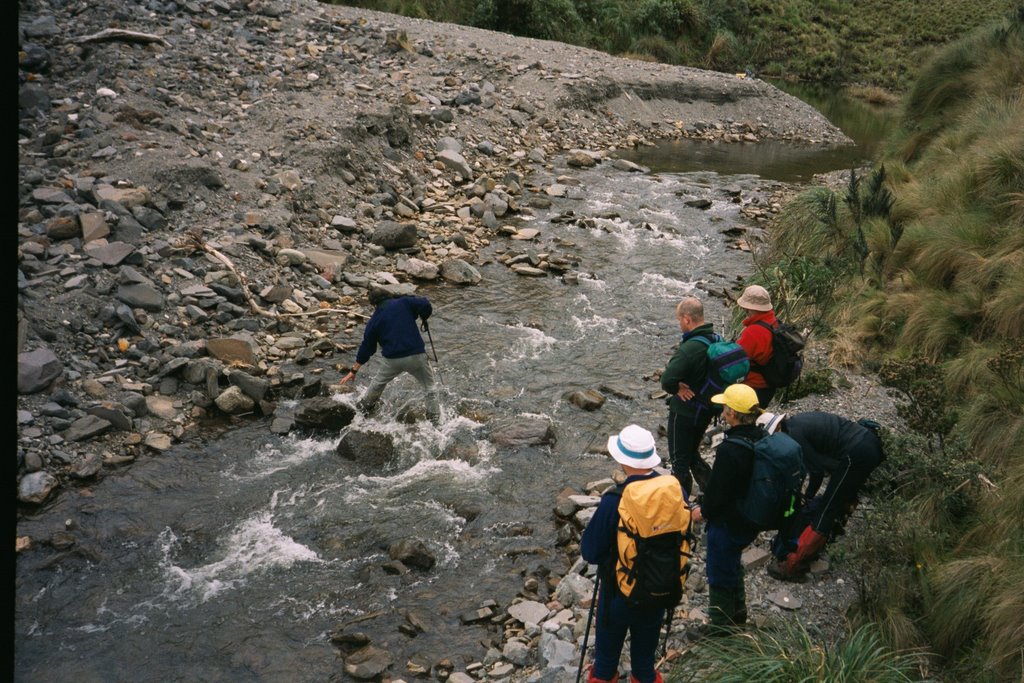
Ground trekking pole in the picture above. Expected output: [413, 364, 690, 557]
[575, 573, 601, 683]
[421, 319, 445, 385]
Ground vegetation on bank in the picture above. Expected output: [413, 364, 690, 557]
[738, 11, 1024, 682]
[326, 0, 1020, 91]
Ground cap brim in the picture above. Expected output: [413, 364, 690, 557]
[710, 393, 728, 405]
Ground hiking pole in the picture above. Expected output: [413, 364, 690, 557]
[421, 319, 445, 385]
[575, 573, 601, 683]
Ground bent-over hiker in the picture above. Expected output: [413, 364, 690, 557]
[581, 424, 681, 683]
[758, 411, 884, 582]
[341, 287, 440, 422]
[660, 297, 716, 497]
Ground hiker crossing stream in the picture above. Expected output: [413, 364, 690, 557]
[15, 155, 852, 681]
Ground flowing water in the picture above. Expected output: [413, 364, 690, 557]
[15, 94, 895, 682]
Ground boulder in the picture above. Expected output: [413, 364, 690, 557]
[489, 417, 556, 446]
[18, 347, 63, 394]
[370, 221, 418, 250]
[18, 471, 58, 504]
[343, 646, 393, 680]
[440, 259, 481, 285]
[388, 539, 436, 570]
[206, 338, 256, 365]
[335, 429, 396, 468]
[214, 386, 254, 414]
[293, 397, 356, 430]
[63, 415, 112, 442]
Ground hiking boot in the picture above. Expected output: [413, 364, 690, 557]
[586, 665, 620, 683]
[766, 559, 808, 583]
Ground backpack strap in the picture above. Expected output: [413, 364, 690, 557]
[684, 332, 724, 424]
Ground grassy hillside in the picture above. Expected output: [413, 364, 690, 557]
[326, 0, 1020, 91]
[743, 10, 1024, 681]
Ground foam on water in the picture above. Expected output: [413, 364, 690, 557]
[225, 434, 338, 481]
[638, 272, 701, 299]
[157, 514, 321, 605]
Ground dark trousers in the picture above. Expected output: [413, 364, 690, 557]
[592, 588, 665, 683]
[667, 409, 714, 497]
[810, 433, 884, 535]
[754, 386, 776, 409]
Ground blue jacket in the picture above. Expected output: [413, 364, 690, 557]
[355, 295, 431, 364]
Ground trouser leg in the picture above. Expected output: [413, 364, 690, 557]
[667, 410, 713, 497]
[706, 522, 755, 630]
[754, 386, 776, 409]
[625, 603, 664, 683]
[591, 590, 628, 683]
[404, 353, 440, 420]
[359, 357, 404, 411]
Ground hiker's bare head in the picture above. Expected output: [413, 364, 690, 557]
[676, 297, 704, 332]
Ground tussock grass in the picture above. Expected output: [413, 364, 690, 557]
[674, 620, 927, 682]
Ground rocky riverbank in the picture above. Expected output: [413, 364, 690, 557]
[17, 0, 851, 508]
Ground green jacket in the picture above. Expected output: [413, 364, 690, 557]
[661, 322, 717, 418]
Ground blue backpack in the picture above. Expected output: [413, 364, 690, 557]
[727, 432, 806, 531]
[691, 334, 750, 410]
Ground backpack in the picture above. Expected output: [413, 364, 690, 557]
[691, 333, 750, 408]
[727, 432, 807, 531]
[608, 475, 694, 610]
[752, 321, 806, 388]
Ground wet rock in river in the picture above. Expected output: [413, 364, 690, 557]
[18, 471, 58, 504]
[388, 538, 436, 570]
[294, 397, 356, 430]
[488, 416, 556, 447]
[343, 645, 393, 680]
[335, 429, 395, 467]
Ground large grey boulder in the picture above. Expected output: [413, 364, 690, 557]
[440, 259, 481, 285]
[370, 221, 418, 250]
[489, 417, 556, 447]
[335, 429, 396, 468]
[18, 347, 63, 394]
[294, 397, 356, 430]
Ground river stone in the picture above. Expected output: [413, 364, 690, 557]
[370, 221, 418, 250]
[685, 198, 712, 209]
[275, 248, 307, 266]
[553, 572, 593, 608]
[502, 640, 532, 667]
[46, 215, 80, 240]
[80, 212, 110, 243]
[742, 546, 772, 569]
[344, 645, 393, 680]
[336, 429, 396, 468]
[512, 228, 540, 240]
[294, 397, 356, 430]
[567, 389, 605, 411]
[538, 631, 576, 671]
[64, 414, 112, 441]
[145, 395, 178, 420]
[214, 386, 254, 414]
[397, 257, 439, 280]
[69, 451, 103, 479]
[86, 402, 134, 430]
[511, 264, 546, 277]
[436, 149, 472, 179]
[612, 158, 647, 172]
[94, 184, 151, 208]
[768, 589, 802, 610]
[388, 539, 436, 570]
[18, 347, 63, 393]
[566, 150, 598, 167]
[18, 471, 58, 504]
[145, 432, 173, 451]
[508, 600, 550, 626]
[206, 337, 256, 365]
[227, 369, 269, 402]
[116, 283, 164, 311]
[86, 241, 136, 266]
[489, 417, 556, 446]
[440, 258, 481, 285]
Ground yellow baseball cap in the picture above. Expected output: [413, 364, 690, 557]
[710, 384, 760, 414]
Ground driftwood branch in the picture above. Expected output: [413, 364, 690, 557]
[277, 308, 370, 320]
[184, 234, 277, 318]
[73, 28, 171, 47]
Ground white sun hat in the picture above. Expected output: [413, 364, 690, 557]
[607, 424, 660, 469]
[756, 412, 787, 434]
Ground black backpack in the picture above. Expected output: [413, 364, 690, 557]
[753, 321, 806, 388]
